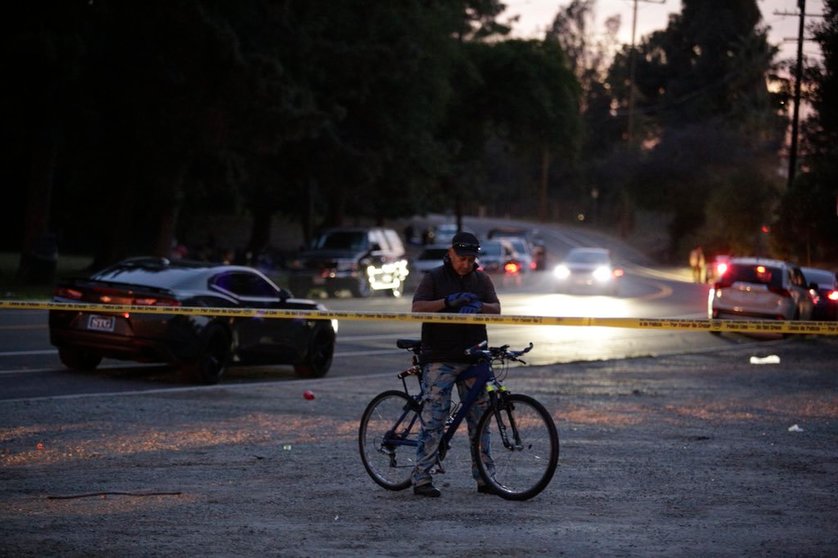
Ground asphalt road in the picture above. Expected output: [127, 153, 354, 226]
[1, 334, 836, 556]
[0, 267, 778, 401]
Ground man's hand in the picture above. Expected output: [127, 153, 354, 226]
[459, 300, 482, 314]
[444, 292, 478, 309]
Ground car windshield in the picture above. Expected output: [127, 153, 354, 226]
[480, 242, 503, 257]
[567, 250, 609, 264]
[507, 239, 528, 254]
[802, 268, 837, 287]
[314, 231, 367, 251]
[721, 264, 783, 289]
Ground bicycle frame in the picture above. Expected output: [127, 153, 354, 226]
[385, 359, 501, 463]
[437, 361, 493, 461]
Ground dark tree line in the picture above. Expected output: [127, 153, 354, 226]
[3, 0, 835, 283]
[4, 0, 581, 280]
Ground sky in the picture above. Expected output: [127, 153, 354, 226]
[502, 0, 826, 64]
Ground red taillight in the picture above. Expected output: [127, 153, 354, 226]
[132, 297, 181, 307]
[716, 262, 728, 276]
[54, 287, 83, 300]
[529, 261, 537, 271]
[504, 262, 521, 274]
[828, 291, 838, 302]
[613, 268, 624, 278]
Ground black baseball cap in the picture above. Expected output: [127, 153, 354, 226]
[451, 231, 480, 257]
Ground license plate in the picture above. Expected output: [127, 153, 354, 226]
[87, 315, 115, 332]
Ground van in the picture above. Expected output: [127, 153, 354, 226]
[287, 227, 409, 298]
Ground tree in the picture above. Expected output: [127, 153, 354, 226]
[774, 0, 838, 263]
[601, 0, 785, 259]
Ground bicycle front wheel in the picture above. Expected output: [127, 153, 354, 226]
[358, 390, 421, 491]
[474, 393, 559, 501]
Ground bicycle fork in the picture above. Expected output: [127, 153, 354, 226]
[491, 391, 524, 451]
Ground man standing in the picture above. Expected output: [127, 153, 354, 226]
[689, 245, 706, 283]
[411, 231, 501, 497]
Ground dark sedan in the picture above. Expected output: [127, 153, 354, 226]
[801, 267, 838, 321]
[49, 257, 337, 384]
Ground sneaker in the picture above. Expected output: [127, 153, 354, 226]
[413, 483, 441, 497]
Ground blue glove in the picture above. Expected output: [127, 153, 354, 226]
[445, 292, 478, 309]
[459, 300, 482, 314]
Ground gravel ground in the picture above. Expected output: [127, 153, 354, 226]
[2, 335, 837, 557]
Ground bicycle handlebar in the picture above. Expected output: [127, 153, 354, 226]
[465, 341, 533, 364]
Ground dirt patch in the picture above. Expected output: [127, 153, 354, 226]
[2, 337, 837, 556]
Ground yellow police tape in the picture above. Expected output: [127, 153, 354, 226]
[1, 299, 837, 335]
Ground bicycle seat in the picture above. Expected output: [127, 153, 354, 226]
[396, 339, 421, 350]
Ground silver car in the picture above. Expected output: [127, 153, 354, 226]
[708, 257, 815, 322]
[553, 247, 622, 295]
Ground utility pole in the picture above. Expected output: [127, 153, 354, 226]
[627, 0, 666, 143]
[775, 1, 823, 190]
[787, 0, 806, 190]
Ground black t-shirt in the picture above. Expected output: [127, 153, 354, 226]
[412, 258, 500, 363]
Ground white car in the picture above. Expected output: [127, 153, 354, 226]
[708, 257, 815, 323]
[553, 247, 622, 295]
[494, 237, 536, 273]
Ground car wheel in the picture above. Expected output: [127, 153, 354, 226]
[185, 324, 230, 385]
[58, 347, 102, 371]
[352, 273, 372, 298]
[294, 323, 335, 378]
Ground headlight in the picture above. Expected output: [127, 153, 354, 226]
[316, 303, 339, 333]
[593, 266, 612, 282]
[554, 265, 570, 279]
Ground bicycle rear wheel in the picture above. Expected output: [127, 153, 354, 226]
[358, 390, 421, 491]
[474, 393, 559, 500]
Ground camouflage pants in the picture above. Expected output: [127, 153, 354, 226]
[412, 361, 493, 486]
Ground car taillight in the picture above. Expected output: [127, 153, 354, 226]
[504, 262, 521, 274]
[613, 268, 624, 278]
[132, 297, 182, 307]
[715, 262, 728, 276]
[828, 290, 838, 302]
[529, 261, 537, 271]
[54, 287, 83, 300]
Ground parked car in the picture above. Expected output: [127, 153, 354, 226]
[476, 239, 514, 274]
[708, 257, 815, 324]
[552, 247, 622, 295]
[287, 227, 409, 298]
[491, 237, 536, 274]
[487, 227, 547, 270]
[801, 267, 838, 320]
[49, 257, 338, 384]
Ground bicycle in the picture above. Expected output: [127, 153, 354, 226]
[358, 339, 559, 501]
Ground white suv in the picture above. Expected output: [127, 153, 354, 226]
[708, 257, 815, 321]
